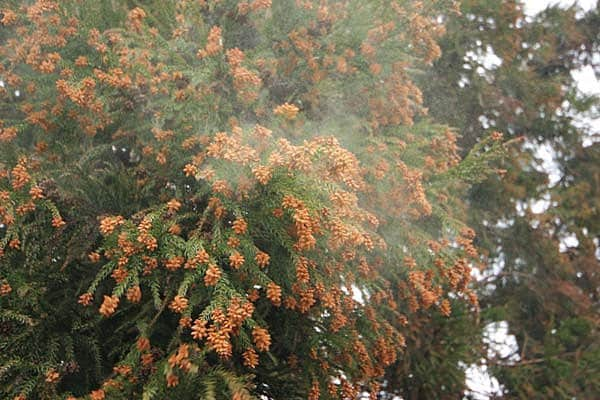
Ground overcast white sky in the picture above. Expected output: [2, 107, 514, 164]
[523, 0, 598, 15]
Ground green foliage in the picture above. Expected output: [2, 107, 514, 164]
[1, 0, 596, 399]
[421, 0, 600, 398]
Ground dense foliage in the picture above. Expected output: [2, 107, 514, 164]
[422, 1, 599, 398]
[0, 1, 506, 399]
[0, 1, 597, 399]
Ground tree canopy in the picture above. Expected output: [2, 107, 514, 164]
[0, 1, 597, 399]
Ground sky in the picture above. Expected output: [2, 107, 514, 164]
[524, 0, 598, 15]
